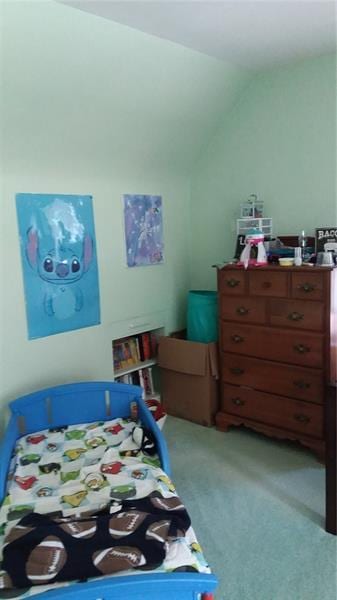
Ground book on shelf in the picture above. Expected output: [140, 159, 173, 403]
[115, 366, 156, 398]
[114, 331, 159, 377]
[129, 337, 140, 363]
[140, 367, 154, 396]
[118, 342, 130, 369]
[116, 371, 141, 386]
[138, 368, 145, 390]
[113, 353, 121, 372]
[113, 341, 125, 370]
[134, 336, 141, 362]
[150, 332, 158, 358]
[131, 371, 140, 386]
[123, 340, 134, 367]
[137, 334, 145, 362]
[113, 338, 139, 371]
[142, 333, 151, 360]
[138, 331, 158, 361]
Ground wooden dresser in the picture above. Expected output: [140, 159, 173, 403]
[216, 264, 337, 459]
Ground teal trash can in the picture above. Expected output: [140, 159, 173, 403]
[187, 290, 218, 343]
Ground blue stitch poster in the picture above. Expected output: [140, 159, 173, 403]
[123, 194, 164, 267]
[16, 193, 101, 339]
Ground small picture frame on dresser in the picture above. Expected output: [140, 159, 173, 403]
[234, 234, 246, 259]
[315, 227, 337, 253]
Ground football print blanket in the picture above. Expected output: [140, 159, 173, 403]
[0, 417, 210, 597]
[3, 493, 191, 588]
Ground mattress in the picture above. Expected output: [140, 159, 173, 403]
[0, 416, 210, 598]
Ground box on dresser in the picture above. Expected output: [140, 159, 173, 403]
[216, 264, 337, 460]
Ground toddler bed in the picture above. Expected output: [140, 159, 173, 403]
[0, 381, 217, 599]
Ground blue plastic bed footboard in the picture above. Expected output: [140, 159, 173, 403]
[0, 381, 217, 600]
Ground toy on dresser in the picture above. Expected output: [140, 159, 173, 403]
[238, 228, 267, 269]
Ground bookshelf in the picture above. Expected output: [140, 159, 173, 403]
[113, 358, 157, 379]
[112, 328, 163, 401]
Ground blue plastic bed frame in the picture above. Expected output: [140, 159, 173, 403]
[0, 381, 217, 600]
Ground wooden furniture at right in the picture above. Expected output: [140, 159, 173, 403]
[326, 384, 336, 535]
[216, 264, 336, 460]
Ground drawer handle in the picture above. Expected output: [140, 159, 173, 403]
[236, 306, 249, 316]
[293, 380, 311, 390]
[298, 283, 316, 293]
[231, 334, 244, 343]
[262, 281, 272, 289]
[230, 367, 244, 375]
[226, 278, 240, 288]
[231, 397, 245, 406]
[294, 413, 311, 424]
[293, 344, 310, 354]
[288, 311, 304, 322]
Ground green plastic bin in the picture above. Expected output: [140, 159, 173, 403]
[187, 290, 218, 343]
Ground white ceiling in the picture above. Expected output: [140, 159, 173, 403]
[59, 0, 337, 70]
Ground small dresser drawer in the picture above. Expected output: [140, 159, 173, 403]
[219, 270, 246, 295]
[248, 271, 288, 297]
[220, 296, 266, 324]
[222, 353, 324, 403]
[221, 322, 324, 368]
[269, 299, 324, 331]
[222, 384, 323, 438]
[291, 272, 324, 301]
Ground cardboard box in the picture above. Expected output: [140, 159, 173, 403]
[158, 336, 219, 426]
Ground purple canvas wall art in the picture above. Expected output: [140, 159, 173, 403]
[123, 194, 164, 267]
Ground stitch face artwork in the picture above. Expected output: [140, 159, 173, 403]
[16, 193, 101, 339]
[25, 200, 92, 319]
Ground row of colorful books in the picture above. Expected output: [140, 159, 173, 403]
[116, 367, 155, 396]
[113, 331, 158, 372]
[112, 331, 157, 371]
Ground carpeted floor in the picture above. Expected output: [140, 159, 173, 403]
[164, 417, 337, 600]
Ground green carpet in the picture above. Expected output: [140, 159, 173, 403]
[164, 417, 337, 600]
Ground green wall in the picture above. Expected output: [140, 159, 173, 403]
[0, 0, 249, 432]
[1, 1, 335, 434]
[190, 53, 337, 288]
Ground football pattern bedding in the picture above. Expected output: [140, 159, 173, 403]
[0, 417, 210, 598]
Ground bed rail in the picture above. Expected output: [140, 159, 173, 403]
[21, 572, 217, 599]
[0, 381, 170, 502]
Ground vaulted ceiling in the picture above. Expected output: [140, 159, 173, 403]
[59, 1, 336, 70]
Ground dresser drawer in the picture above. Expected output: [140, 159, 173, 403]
[222, 353, 324, 403]
[222, 383, 323, 438]
[291, 272, 324, 301]
[221, 322, 324, 368]
[220, 296, 266, 324]
[248, 271, 288, 297]
[219, 270, 246, 295]
[269, 299, 324, 331]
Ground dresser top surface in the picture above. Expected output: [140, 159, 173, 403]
[218, 263, 335, 273]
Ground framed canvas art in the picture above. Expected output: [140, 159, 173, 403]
[16, 193, 101, 339]
[123, 194, 164, 267]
